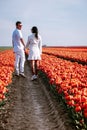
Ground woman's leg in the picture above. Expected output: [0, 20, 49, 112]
[35, 60, 37, 75]
[30, 60, 35, 75]
[31, 60, 38, 80]
[35, 60, 40, 75]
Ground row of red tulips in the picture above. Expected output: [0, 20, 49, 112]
[0, 48, 87, 129]
[0, 50, 14, 102]
[39, 53, 87, 129]
[42, 47, 87, 64]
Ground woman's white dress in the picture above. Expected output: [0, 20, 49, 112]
[26, 34, 42, 60]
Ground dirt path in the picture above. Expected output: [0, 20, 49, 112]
[0, 61, 76, 130]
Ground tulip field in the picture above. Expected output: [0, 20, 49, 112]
[40, 47, 87, 130]
[0, 47, 87, 129]
[0, 49, 14, 104]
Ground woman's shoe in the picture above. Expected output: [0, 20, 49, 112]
[31, 75, 37, 81]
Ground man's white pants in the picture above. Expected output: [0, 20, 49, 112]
[14, 50, 25, 74]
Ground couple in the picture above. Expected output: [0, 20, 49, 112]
[12, 21, 42, 80]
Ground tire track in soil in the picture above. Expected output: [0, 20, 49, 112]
[5, 61, 76, 130]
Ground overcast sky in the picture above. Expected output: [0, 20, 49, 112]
[0, 0, 87, 46]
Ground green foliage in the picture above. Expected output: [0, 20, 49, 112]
[0, 100, 6, 107]
[0, 46, 12, 51]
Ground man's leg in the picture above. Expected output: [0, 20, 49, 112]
[14, 53, 20, 75]
[20, 51, 26, 77]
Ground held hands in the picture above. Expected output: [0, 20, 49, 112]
[24, 48, 29, 55]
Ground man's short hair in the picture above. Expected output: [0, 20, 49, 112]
[16, 21, 22, 26]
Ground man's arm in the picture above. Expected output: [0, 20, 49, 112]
[12, 40, 14, 47]
[20, 38, 25, 48]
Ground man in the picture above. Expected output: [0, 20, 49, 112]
[12, 21, 26, 77]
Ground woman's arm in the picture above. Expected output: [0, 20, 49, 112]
[39, 36, 42, 54]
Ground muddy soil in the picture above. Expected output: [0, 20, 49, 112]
[0, 61, 76, 130]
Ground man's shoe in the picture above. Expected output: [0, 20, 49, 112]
[14, 72, 19, 76]
[20, 73, 26, 78]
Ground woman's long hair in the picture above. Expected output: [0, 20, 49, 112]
[31, 26, 38, 39]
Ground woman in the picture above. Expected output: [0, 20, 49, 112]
[26, 26, 42, 80]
